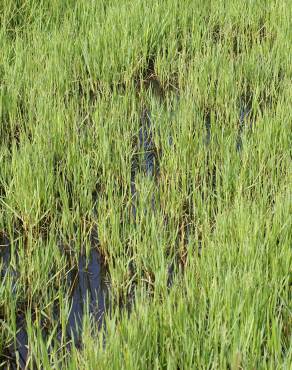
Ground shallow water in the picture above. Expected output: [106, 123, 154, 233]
[0, 233, 108, 369]
[0, 236, 27, 369]
[236, 104, 253, 151]
[0, 234, 11, 278]
[204, 111, 211, 146]
[131, 107, 158, 220]
[139, 108, 156, 177]
[66, 247, 106, 345]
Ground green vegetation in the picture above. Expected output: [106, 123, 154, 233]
[0, 0, 291, 368]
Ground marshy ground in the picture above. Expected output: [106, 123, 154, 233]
[0, 1, 291, 369]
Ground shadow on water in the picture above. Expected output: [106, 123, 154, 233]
[236, 103, 253, 152]
[0, 231, 109, 369]
[0, 234, 27, 370]
[131, 107, 159, 221]
[139, 109, 157, 178]
[0, 233, 11, 277]
[201, 100, 254, 153]
[8, 316, 28, 370]
[204, 110, 211, 146]
[65, 247, 107, 347]
[130, 101, 191, 290]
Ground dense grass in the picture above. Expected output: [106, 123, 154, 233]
[0, 0, 291, 368]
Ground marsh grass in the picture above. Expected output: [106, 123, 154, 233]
[0, 0, 291, 368]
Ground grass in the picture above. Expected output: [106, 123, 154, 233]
[0, 0, 291, 368]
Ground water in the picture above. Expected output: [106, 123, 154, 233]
[204, 111, 211, 146]
[236, 101, 253, 152]
[66, 247, 107, 345]
[131, 107, 158, 220]
[0, 235, 27, 369]
[130, 105, 192, 290]
[0, 233, 11, 278]
[0, 232, 108, 369]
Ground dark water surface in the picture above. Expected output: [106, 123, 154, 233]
[0, 232, 108, 369]
[236, 103, 253, 152]
[66, 247, 107, 345]
[131, 107, 158, 220]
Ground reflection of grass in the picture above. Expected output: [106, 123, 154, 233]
[0, 0, 291, 368]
